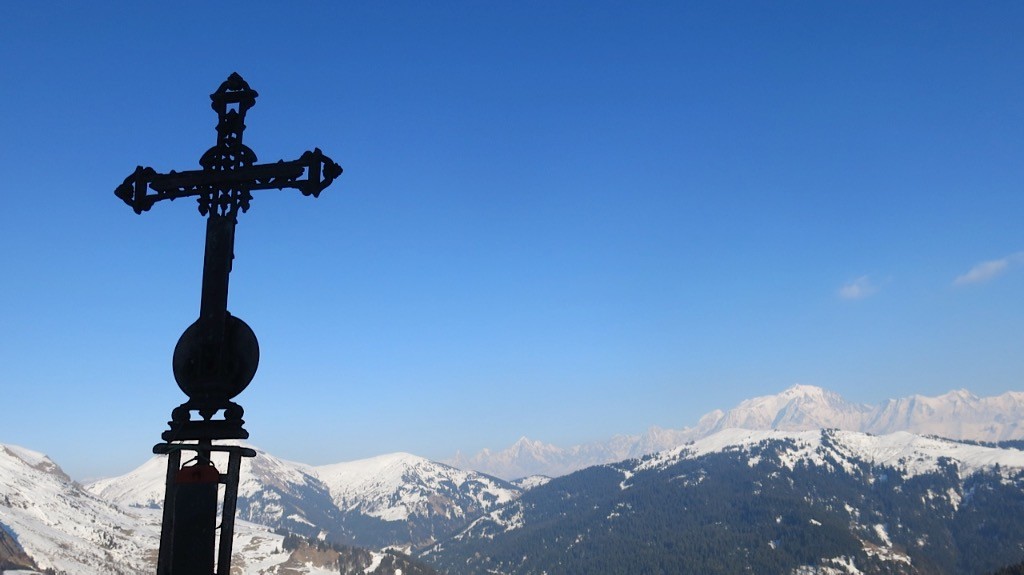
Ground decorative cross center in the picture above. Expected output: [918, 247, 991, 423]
[115, 73, 342, 441]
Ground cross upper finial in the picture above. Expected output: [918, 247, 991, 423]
[211, 73, 258, 114]
[201, 73, 258, 174]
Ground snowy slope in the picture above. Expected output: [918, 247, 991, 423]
[510, 475, 551, 491]
[0, 443, 160, 575]
[85, 452, 167, 509]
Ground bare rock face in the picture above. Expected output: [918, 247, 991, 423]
[0, 525, 36, 572]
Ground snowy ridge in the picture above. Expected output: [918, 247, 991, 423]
[87, 442, 350, 545]
[2, 446, 60, 475]
[89, 446, 518, 527]
[702, 385, 869, 432]
[447, 430, 691, 480]
[86, 453, 167, 509]
[314, 452, 518, 522]
[86, 444, 520, 550]
[636, 428, 1024, 479]
[88, 441, 322, 512]
[866, 389, 1024, 440]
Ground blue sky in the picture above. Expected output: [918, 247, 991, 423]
[1, 2, 1023, 480]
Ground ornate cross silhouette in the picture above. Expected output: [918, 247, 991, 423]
[115, 72, 342, 440]
[115, 73, 343, 575]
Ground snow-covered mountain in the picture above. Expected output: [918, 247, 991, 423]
[86, 445, 519, 551]
[429, 428, 1024, 574]
[8, 419, 1024, 574]
[88, 443, 342, 542]
[637, 427, 1024, 478]
[0, 442, 352, 575]
[5, 442, 477, 574]
[316, 452, 517, 523]
[865, 388, 1024, 440]
[447, 429, 693, 480]
[696, 384, 871, 433]
[0, 443, 159, 575]
[7, 384, 1024, 573]
[314, 452, 519, 549]
[509, 475, 551, 491]
[451, 385, 1024, 479]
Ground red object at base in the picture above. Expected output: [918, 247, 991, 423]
[176, 463, 220, 483]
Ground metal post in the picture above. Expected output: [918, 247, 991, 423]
[156, 449, 182, 575]
[217, 450, 244, 575]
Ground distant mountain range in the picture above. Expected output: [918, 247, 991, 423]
[447, 385, 1024, 479]
[4, 384, 1024, 574]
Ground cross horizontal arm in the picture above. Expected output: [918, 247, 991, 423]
[115, 148, 342, 215]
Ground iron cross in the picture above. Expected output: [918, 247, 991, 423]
[115, 73, 342, 440]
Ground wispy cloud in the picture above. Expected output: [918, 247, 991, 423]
[953, 252, 1024, 287]
[838, 275, 878, 300]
